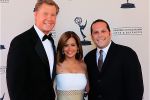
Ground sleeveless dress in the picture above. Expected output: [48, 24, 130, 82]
[55, 73, 87, 100]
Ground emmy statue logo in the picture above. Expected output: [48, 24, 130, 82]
[74, 17, 91, 45]
[0, 45, 5, 50]
[0, 93, 5, 100]
[121, 0, 135, 8]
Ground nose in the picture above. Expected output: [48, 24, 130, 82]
[47, 15, 52, 21]
[67, 46, 72, 50]
[98, 32, 103, 37]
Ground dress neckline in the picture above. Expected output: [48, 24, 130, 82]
[56, 73, 85, 75]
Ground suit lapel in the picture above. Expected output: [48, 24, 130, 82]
[31, 26, 56, 79]
[35, 38, 49, 66]
[29, 27, 49, 67]
[91, 49, 100, 72]
[101, 42, 116, 73]
[52, 52, 56, 80]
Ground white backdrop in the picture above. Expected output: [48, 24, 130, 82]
[0, 0, 149, 100]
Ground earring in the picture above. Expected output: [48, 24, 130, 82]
[77, 49, 79, 54]
[62, 50, 64, 55]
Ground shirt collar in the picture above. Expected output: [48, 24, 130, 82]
[34, 25, 51, 41]
[97, 41, 112, 55]
[34, 25, 45, 41]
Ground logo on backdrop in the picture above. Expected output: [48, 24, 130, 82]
[0, 0, 9, 3]
[0, 44, 6, 74]
[113, 27, 142, 35]
[0, 45, 5, 50]
[0, 93, 5, 100]
[121, 0, 135, 8]
[0, 66, 6, 74]
[74, 17, 91, 45]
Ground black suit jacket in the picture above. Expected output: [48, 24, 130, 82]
[6, 27, 56, 100]
[84, 41, 144, 100]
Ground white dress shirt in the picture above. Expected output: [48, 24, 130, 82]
[34, 25, 54, 77]
[96, 41, 112, 66]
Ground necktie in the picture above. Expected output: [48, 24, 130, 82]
[98, 50, 103, 71]
[42, 34, 56, 52]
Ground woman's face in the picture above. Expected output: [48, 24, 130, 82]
[63, 37, 78, 59]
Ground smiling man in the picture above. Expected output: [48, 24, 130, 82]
[84, 19, 144, 100]
[6, 0, 59, 100]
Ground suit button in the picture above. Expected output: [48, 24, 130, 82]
[98, 95, 102, 98]
[97, 80, 101, 82]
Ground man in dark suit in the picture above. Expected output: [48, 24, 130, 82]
[84, 19, 144, 100]
[6, 0, 59, 100]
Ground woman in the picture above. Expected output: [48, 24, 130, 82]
[55, 31, 89, 100]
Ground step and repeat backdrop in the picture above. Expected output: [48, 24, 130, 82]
[0, 0, 149, 100]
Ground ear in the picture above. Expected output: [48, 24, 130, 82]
[109, 31, 112, 36]
[77, 48, 79, 53]
[91, 33, 94, 40]
[62, 50, 64, 54]
[34, 11, 37, 17]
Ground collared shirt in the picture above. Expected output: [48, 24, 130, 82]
[34, 25, 54, 77]
[96, 41, 112, 66]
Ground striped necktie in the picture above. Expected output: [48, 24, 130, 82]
[98, 50, 103, 71]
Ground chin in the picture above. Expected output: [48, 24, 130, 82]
[97, 45, 104, 49]
[66, 55, 76, 58]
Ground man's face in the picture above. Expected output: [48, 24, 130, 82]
[34, 3, 57, 34]
[91, 22, 111, 49]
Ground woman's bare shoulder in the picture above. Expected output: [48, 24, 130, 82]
[56, 63, 63, 73]
[56, 63, 62, 67]
[79, 59, 86, 65]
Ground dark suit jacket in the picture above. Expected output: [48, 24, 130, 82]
[6, 27, 56, 100]
[84, 41, 144, 100]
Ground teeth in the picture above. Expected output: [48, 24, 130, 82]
[67, 51, 76, 55]
[44, 21, 53, 25]
[98, 38, 105, 41]
[97, 39, 103, 41]
[68, 52, 73, 54]
[45, 22, 50, 25]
